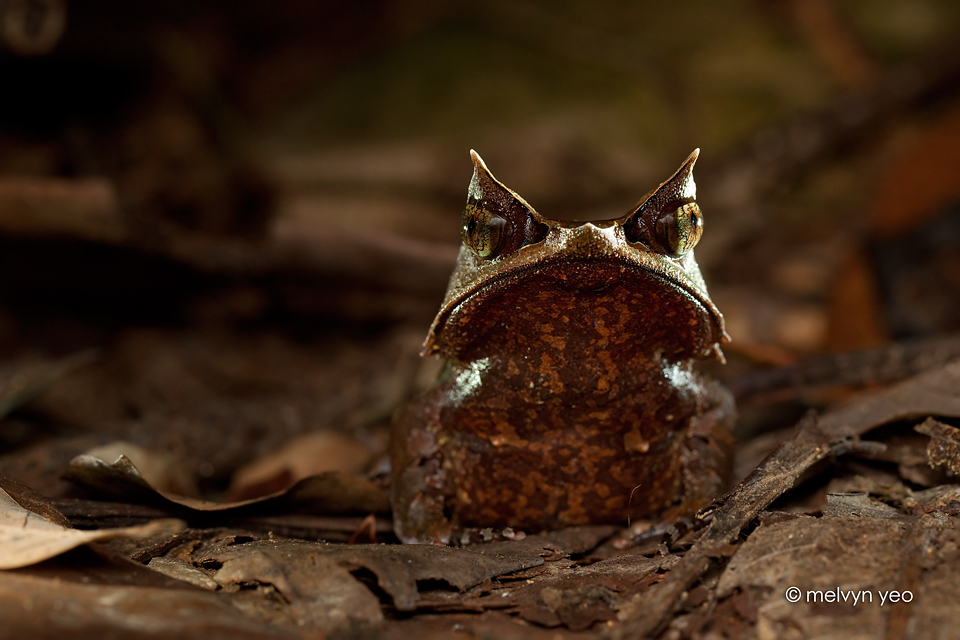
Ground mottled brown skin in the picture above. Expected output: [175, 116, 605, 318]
[391, 150, 736, 544]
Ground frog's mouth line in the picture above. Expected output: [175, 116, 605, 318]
[426, 251, 728, 360]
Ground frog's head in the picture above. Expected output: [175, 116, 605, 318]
[424, 150, 728, 364]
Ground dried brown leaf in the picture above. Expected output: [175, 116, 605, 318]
[0, 571, 301, 640]
[147, 556, 220, 590]
[713, 516, 903, 637]
[0, 474, 70, 527]
[201, 538, 546, 612]
[0, 486, 183, 570]
[62, 451, 389, 514]
[209, 541, 384, 632]
[821, 492, 904, 519]
[83, 441, 200, 498]
[507, 552, 675, 630]
[225, 430, 373, 501]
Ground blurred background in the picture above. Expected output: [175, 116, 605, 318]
[1, 0, 960, 499]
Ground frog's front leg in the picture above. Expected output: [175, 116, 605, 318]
[390, 385, 456, 544]
[676, 379, 737, 517]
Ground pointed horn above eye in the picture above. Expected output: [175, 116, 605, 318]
[468, 149, 516, 202]
[672, 148, 699, 200]
[468, 149, 497, 202]
[467, 149, 539, 214]
[461, 150, 548, 258]
[621, 149, 704, 250]
[624, 148, 701, 220]
[469, 148, 486, 170]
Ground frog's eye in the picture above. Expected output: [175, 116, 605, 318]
[656, 202, 703, 256]
[461, 204, 510, 259]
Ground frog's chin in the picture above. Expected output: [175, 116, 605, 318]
[425, 250, 728, 363]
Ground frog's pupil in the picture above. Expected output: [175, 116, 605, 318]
[468, 218, 477, 234]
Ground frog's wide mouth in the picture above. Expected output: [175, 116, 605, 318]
[425, 223, 727, 361]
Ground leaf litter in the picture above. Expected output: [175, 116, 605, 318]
[62, 448, 389, 515]
[4, 357, 960, 637]
[0, 482, 183, 570]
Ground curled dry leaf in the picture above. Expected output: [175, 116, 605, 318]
[0, 486, 183, 570]
[63, 450, 389, 515]
[225, 430, 374, 501]
[82, 441, 200, 498]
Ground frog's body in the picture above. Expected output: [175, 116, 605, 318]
[391, 150, 735, 544]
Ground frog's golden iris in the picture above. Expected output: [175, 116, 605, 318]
[461, 204, 508, 259]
